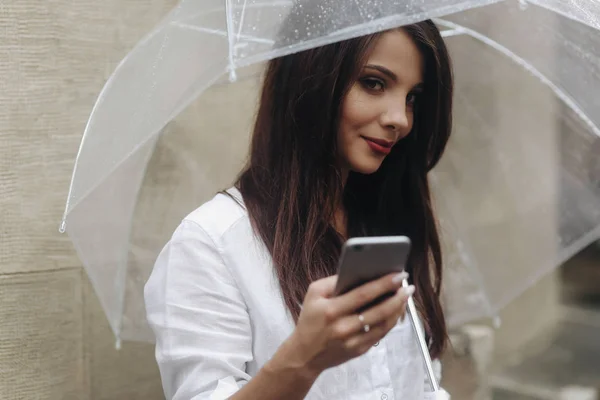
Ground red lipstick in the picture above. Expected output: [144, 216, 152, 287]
[362, 137, 393, 155]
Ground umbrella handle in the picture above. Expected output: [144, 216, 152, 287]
[402, 279, 440, 392]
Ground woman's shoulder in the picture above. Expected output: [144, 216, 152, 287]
[181, 187, 249, 242]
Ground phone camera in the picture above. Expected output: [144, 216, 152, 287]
[354, 245, 364, 252]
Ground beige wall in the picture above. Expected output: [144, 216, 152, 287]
[0, 1, 176, 399]
[1, 2, 263, 398]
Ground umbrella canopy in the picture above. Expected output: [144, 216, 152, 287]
[60, 0, 600, 343]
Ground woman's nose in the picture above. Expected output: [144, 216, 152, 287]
[380, 101, 411, 136]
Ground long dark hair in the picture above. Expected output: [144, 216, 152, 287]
[236, 21, 453, 359]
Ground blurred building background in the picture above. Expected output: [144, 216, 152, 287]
[1, 1, 598, 399]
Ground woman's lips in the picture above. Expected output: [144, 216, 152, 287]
[362, 136, 393, 155]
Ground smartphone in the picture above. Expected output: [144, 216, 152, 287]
[333, 236, 411, 310]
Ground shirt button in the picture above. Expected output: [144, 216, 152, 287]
[381, 394, 388, 400]
[374, 341, 380, 347]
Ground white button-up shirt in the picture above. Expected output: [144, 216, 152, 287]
[144, 188, 442, 400]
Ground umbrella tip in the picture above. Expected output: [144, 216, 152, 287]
[59, 220, 66, 234]
[115, 338, 122, 351]
[228, 68, 238, 83]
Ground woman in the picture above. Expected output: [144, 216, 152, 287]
[145, 19, 453, 400]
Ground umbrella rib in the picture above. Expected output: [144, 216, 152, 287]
[440, 28, 466, 38]
[236, 0, 250, 42]
[434, 17, 600, 140]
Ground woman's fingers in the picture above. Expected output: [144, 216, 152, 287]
[343, 321, 390, 353]
[331, 286, 413, 340]
[357, 286, 412, 328]
[306, 275, 339, 299]
[328, 271, 408, 318]
[293, 272, 414, 373]
[344, 291, 413, 352]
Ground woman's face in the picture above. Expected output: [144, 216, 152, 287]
[338, 29, 424, 175]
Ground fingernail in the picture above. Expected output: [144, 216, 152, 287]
[405, 285, 415, 296]
[392, 271, 409, 283]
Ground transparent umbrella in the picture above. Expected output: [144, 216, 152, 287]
[61, 0, 600, 369]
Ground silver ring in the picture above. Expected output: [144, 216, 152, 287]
[358, 314, 370, 333]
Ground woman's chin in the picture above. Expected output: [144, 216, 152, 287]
[349, 158, 385, 175]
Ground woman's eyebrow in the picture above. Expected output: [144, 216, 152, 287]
[364, 64, 397, 82]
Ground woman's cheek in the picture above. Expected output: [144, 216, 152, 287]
[342, 91, 374, 127]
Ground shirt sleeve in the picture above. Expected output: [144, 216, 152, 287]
[144, 219, 253, 400]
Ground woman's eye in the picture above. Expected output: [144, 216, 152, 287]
[361, 78, 384, 92]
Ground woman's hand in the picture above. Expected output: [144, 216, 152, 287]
[282, 272, 414, 376]
[234, 272, 414, 400]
